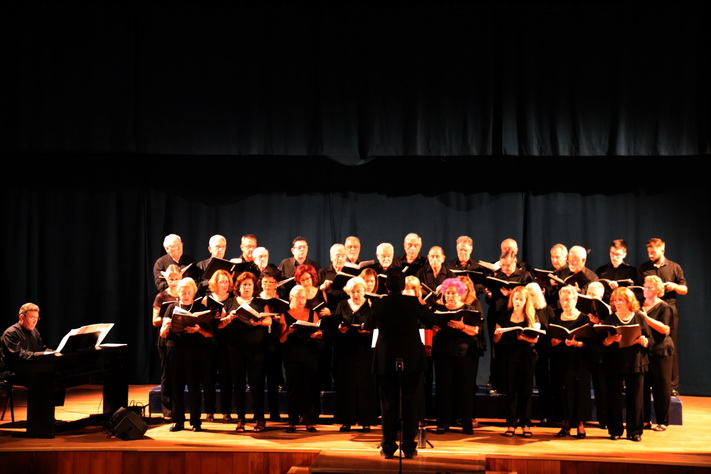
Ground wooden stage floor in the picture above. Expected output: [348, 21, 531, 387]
[1, 385, 710, 473]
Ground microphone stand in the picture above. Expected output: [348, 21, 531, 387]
[396, 358, 404, 472]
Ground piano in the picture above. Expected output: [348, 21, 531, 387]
[14, 344, 128, 438]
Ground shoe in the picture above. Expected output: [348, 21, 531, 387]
[306, 425, 318, 433]
[610, 435, 621, 440]
[169, 422, 184, 432]
[462, 424, 473, 435]
[361, 426, 371, 433]
[205, 414, 214, 422]
[404, 449, 418, 459]
[254, 420, 266, 432]
[671, 389, 679, 397]
[503, 428, 515, 437]
[235, 420, 246, 432]
[574, 423, 586, 439]
[339, 425, 351, 432]
[652, 424, 667, 432]
[643, 422, 652, 430]
[628, 434, 642, 442]
[599, 423, 608, 430]
[521, 427, 533, 438]
[555, 428, 570, 438]
[286, 425, 296, 433]
[380, 449, 394, 459]
[192, 424, 203, 432]
[223, 414, 233, 422]
[472, 419, 479, 429]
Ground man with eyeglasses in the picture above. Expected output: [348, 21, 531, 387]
[595, 239, 640, 302]
[1, 303, 53, 378]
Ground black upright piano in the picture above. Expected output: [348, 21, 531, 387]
[14, 344, 128, 438]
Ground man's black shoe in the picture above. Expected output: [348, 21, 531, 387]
[404, 449, 418, 459]
[379, 449, 394, 459]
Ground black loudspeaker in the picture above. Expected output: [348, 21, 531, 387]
[106, 407, 148, 440]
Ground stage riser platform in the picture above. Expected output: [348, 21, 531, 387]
[147, 387, 682, 425]
[2, 451, 708, 474]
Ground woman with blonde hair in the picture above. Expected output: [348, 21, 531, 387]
[641, 275, 674, 432]
[549, 285, 591, 439]
[493, 286, 541, 437]
[332, 277, 376, 432]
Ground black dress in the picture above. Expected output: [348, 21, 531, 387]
[282, 309, 323, 426]
[152, 290, 179, 419]
[163, 300, 214, 428]
[431, 302, 485, 431]
[643, 301, 674, 426]
[601, 311, 652, 439]
[332, 299, 377, 427]
[496, 312, 538, 428]
[223, 297, 270, 422]
[549, 310, 591, 426]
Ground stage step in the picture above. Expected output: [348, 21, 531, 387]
[307, 449, 486, 473]
[147, 386, 682, 425]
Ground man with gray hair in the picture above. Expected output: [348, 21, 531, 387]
[1, 303, 52, 377]
[393, 233, 426, 276]
[196, 234, 228, 294]
[153, 234, 197, 291]
[553, 245, 598, 293]
[373, 242, 395, 294]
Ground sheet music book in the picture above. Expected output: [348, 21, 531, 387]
[485, 276, 525, 292]
[55, 323, 114, 353]
[593, 323, 642, 348]
[342, 260, 375, 275]
[547, 322, 592, 340]
[576, 294, 612, 320]
[533, 268, 556, 287]
[497, 326, 546, 339]
[450, 268, 488, 285]
[201, 257, 236, 281]
[433, 308, 483, 328]
[229, 302, 279, 324]
[169, 307, 213, 333]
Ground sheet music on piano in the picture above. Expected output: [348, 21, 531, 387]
[55, 323, 115, 353]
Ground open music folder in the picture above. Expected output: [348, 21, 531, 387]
[54, 323, 115, 353]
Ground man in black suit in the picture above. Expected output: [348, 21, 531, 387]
[372, 269, 435, 459]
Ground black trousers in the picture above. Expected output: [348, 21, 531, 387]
[606, 371, 645, 438]
[644, 355, 672, 426]
[377, 372, 423, 455]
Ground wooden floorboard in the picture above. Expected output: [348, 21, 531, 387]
[1, 385, 710, 473]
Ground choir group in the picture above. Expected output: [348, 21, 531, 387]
[152, 232, 686, 443]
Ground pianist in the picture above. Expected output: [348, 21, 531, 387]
[0, 303, 55, 378]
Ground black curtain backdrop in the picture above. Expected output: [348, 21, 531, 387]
[2, 2, 710, 394]
[1, 156, 709, 395]
[3, 2, 709, 158]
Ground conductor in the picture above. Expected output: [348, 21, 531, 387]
[372, 269, 435, 459]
